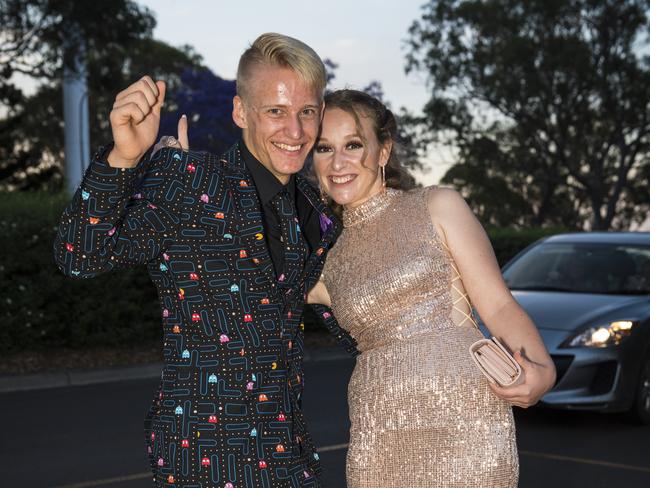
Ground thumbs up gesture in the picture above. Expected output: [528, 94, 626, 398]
[152, 114, 190, 154]
[107, 76, 166, 168]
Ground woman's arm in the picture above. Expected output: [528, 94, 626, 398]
[307, 280, 359, 356]
[428, 187, 556, 407]
[307, 280, 331, 306]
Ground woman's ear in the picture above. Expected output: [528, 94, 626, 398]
[232, 95, 248, 129]
[380, 140, 393, 167]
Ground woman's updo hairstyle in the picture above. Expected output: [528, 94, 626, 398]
[322, 89, 416, 191]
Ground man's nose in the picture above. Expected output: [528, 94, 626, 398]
[285, 114, 304, 140]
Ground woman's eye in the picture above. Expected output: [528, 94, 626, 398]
[315, 145, 332, 153]
[346, 141, 363, 150]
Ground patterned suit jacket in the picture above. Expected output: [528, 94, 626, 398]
[54, 142, 345, 488]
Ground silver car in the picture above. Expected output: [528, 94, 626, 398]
[500, 232, 650, 424]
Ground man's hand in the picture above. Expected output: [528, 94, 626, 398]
[177, 114, 189, 150]
[107, 76, 166, 168]
[152, 114, 190, 154]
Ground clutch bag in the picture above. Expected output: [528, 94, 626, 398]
[469, 337, 523, 387]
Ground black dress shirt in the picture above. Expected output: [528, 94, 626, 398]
[241, 142, 320, 278]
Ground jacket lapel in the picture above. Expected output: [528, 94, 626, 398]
[220, 142, 278, 289]
[296, 175, 342, 287]
[219, 142, 342, 296]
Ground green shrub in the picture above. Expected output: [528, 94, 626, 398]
[487, 227, 565, 266]
[0, 191, 161, 354]
[0, 192, 564, 353]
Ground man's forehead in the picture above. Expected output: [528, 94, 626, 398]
[246, 65, 322, 106]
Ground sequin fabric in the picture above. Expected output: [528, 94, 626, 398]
[321, 187, 518, 487]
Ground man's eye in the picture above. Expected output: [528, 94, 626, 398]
[267, 108, 283, 116]
[301, 108, 317, 117]
[315, 145, 332, 153]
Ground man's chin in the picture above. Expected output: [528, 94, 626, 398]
[273, 158, 307, 176]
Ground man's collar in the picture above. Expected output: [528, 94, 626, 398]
[240, 140, 296, 204]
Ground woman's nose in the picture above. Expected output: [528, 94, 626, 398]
[331, 150, 347, 171]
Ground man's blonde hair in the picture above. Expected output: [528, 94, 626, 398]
[237, 33, 326, 101]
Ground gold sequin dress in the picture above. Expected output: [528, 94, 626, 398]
[321, 187, 518, 487]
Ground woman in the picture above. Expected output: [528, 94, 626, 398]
[307, 89, 556, 487]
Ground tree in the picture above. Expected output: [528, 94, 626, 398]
[0, 0, 159, 191]
[0, 0, 155, 106]
[0, 38, 204, 191]
[405, 0, 650, 230]
[159, 68, 238, 155]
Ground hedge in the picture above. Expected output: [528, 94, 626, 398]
[488, 227, 565, 266]
[0, 192, 161, 354]
[0, 191, 561, 354]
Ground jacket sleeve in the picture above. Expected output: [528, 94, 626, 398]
[53, 145, 188, 278]
[310, 303, 359, 357]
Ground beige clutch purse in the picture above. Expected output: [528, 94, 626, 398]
[469, 337, 523, 387]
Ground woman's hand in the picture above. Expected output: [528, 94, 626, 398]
[152, 114, 190, 153]
[488, 350, 556, 408]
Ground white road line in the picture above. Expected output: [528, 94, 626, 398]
[50, 444, 350, 488]
[520, 450, 650, 474]
[319, 442, 349, 452]
[50, 445, 650, 488]
[50, 472, 151, 488]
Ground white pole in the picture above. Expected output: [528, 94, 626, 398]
[62, 28, 90, 195]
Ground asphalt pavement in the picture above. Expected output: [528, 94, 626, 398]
[2, 353, 650, 487]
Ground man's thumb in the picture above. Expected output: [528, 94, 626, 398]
[178, 114, 189, 150]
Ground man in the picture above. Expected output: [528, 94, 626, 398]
[54, 33, 345, 488]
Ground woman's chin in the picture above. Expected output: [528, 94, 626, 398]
[327, 191, 357, 207]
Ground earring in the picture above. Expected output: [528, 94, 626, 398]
[381, 165, 386, 193]
[320, 187, 328, 203]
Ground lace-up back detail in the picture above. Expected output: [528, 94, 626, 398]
[439, 238, 480, 330]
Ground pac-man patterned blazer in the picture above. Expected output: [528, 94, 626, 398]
[53, 141, 345, 488]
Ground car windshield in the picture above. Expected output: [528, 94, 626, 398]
[504, 241, 650, 295]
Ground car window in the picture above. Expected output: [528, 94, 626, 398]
[504, 242, 650, 294]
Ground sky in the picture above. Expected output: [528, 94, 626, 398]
[137, 0, 452, 185]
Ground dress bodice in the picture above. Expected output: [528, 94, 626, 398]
[322, 187, 472, 352]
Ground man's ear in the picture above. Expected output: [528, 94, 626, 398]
[232, 95, 248, 129]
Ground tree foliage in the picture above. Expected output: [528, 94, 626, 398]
[406, 0, 650, 229]
[0, 1, 241, 191]
[0, 0, 155, 105]
[0, 0, 156, 190]
[159, 68, 239, 155]
[0, 37, 205, 191]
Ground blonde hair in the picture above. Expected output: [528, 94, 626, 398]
[236, 33, 326, 101]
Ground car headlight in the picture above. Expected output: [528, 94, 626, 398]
[564, 320, 636, 348]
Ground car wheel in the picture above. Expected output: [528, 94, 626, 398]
[628, 354, 650, 425]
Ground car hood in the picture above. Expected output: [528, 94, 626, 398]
[510, 291, 648, 331]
